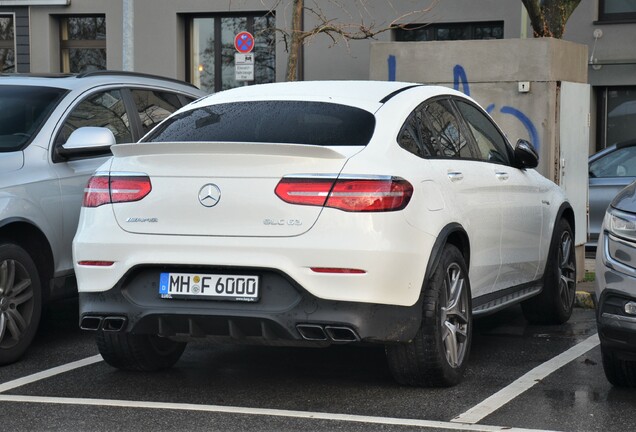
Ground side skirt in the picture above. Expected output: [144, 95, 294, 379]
[472, 280, 543, 317]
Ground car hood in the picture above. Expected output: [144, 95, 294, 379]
[0, 151, 24, 174]
[611, 181, 636, 213]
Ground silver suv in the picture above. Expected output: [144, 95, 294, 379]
[0, 71, 206, 364]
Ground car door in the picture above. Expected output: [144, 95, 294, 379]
[588, 144, 636, 248]
[414, 98, 503, 298]
[453, 98, 544, 290]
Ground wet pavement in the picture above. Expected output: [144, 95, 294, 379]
[0, 294, 633, 432]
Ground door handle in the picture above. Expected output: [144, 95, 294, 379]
[495, 171, 509, 181]
[447, 171, 464, 182]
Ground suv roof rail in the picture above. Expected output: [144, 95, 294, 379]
[76, 70, 200, 90]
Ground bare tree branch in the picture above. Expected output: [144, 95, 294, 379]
[260, 0, 438, 81]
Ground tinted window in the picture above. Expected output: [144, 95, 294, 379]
[590, 146, 636, 178]
[55, 89, 132, 146]
[0, 85, 67, 152]
[144, 101, 376, 146]
[398, 107, 436, 158]
[424, 99, 473, 159]
[131, 90, 184, 136]
[455, 100, 510, 165]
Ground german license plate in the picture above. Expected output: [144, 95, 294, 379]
[159, 272, 259, 302]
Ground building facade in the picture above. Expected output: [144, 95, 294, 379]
[0, 0, 634, 152]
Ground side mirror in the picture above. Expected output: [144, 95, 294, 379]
[56, 127, 116, 160]
[514, 139, 538, 169]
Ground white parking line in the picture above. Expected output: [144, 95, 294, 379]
[0, 394, 559, 432]
[452, 333, 600, 424]
[0, 354, 103, 393]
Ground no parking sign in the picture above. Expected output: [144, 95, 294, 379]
[234, 31, 255, 81]
[234, 31, 254, 54]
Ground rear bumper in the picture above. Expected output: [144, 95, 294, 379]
[74, 206, 435, 307]
[78, 265, 423, 345]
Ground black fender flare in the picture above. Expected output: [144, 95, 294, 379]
[423, 223, 470, 288]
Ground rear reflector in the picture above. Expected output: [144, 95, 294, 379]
[310, 267, 366, 274]
[83, 174, 152, 208]
[77, 261, 114, 267]
[275, 176, 413, 212]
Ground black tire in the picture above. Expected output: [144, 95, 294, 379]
[522, 218, 576, 324]
[0, 242, 43, 365]
[386, 244, 472, 387]
[601, 344, 636, 387]
[97, 331, 187, 371]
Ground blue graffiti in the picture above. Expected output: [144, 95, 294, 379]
[453, 65, 470, 97]
[499, 106, 540, 153]
[452, 64, 540, 152]
[388, 55, 396, 81]
[387, 58, 540, 152]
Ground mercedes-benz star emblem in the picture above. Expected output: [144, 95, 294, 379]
[198, 184, 221, 208]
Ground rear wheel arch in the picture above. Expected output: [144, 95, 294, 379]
[0, 220, 54, 303]
[425, 223, 470, 283]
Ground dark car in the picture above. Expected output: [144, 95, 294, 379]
[589, 139, 636, 251]
[595, 180, 636, 387]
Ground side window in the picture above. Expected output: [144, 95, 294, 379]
[55, 89, 131, 146]
[398, 108, 432, 158]
[455, 100, 511, 165]
[424, 99, 473, 159]
[590, 146, 636, 178]
[130, 89, 184, 136]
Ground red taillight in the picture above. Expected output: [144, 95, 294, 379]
[83, 174, 152, 208]
[83, 175, 110, 208]
[110, 176, 152, 204]
[274, 178, 333, 207]
[275, 176, 413, 212]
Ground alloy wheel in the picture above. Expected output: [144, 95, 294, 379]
[558, 231, 576, 309]
[0, 258, 34, 349]
[440, 262, 470, 368]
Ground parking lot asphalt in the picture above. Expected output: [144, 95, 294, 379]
[0, 293, 633, 432]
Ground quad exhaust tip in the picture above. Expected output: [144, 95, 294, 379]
[80, 315, 127, 332]
[296, 324, 359, 342]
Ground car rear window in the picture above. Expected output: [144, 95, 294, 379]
[0, 85, 68, 152]
[143, 101, 376, 146]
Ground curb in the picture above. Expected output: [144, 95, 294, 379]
[575, 291, 595, 309]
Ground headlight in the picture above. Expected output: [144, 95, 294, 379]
[604, 208, 636, 242]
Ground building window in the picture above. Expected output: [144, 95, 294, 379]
[60, 15, 106, 73]
[187, 13, 275, 93]
[599, 0, 636, 22]
[394, 22, 504, 41]
[0, 15, 15, 73]
[596, 86, 636, 150]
